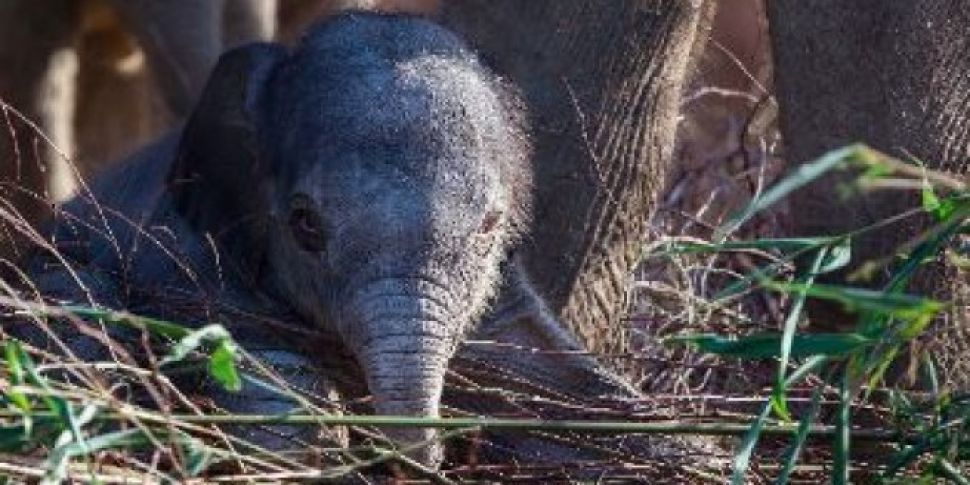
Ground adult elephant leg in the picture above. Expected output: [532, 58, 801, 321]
[441, 1, 715, 362]
[0, 0, 80, 245]
[769, 1, 970, 386]
[73, 0, 279, 183]
[107, 0, 223, 118]
[73, 2, 171, 189]
[222, 0, 278, 49]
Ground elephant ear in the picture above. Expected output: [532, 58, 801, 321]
[441, 2, 713, 358]
[168, 43, 287, 282]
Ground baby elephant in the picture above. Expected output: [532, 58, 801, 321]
[23, 12, 653, 467]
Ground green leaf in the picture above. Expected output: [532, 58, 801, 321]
[923, 353, 940, 396]
[4, 341, 33, 436]
[156, 323, 241, 391]
[921, 181, 963, 222]
[864, 346, 900, 394]
[666, 332, 871, 359]
[182, 437, 216, 476]
[775, 387, 824, 485]
[763, 281, 945, 322]
[772, 247, 827, 422]
[160, 324, 233, 366]
[860, 160, 894, 181]
[886, 217, 966, 294]
[44, 429, 153, 484]
[895, 313, 937, 341]
[731, 401, 774, 484]
[50, 398, 85, 453]
[6, 343, 91, 455]
[922, 182, 943, 214]
[833, 378, 852, 485]
[9, 341, 71, 440]
[817, 238, 852, 274]
[717, 145, 868, 240]
[209, 339, 241, 392]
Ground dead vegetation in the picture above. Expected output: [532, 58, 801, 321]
[1, 3, 968, 483]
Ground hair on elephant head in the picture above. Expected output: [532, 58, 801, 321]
[168, 12, 531, 465]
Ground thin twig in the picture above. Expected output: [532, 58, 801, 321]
[0, 409, 912, 441]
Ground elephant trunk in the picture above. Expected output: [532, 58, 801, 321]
[362, 335, 448, 465]
[348, 279, 457, 466]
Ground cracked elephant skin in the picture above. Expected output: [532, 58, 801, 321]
[768, 0, 970, 388]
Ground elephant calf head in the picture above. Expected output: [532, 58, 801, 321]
[169, 12, 531, 464]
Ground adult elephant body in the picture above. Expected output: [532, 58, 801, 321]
[0, 0, 276, 231]
[769, 1, 970, 387]
[444, 0, 970, 389]
[442, 0, 715, 360]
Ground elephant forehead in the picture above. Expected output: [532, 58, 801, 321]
[269, 63, 510, 205]
[264, 13, 521, 219]
[274, 57, 508, 159]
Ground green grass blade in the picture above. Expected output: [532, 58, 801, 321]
[731, 401, 773, 485]
[885, 216, 965, 294]
[783, 356, 829, 387]
[763, 281, 945, 322]
[773, 248, 828, 421]
[833, 375, 852, 485]
[44, 428, 153, 484]
[932, 458, 970, 485]
[715, 258, 790, 300]
[666, 332, 871, 359]
[775, 387, 824, 485]
[182, 437, 217, 476]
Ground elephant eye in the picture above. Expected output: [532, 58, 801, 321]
[288, 197, 327, 253]
[478, 210, 502, 235]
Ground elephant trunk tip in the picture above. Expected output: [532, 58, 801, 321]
[372, 390, 447, 468]
[361, 336, 452, 467]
